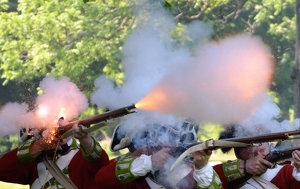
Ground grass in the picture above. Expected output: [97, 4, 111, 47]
[0, 182, 28, 189]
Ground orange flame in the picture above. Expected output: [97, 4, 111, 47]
[135, 88, 167, 110]
[135, 85, 182, 114]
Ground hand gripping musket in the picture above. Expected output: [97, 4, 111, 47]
[170, 130, 300, 171]
[58, 104, 136, 139]
[227, 144, 300, 189]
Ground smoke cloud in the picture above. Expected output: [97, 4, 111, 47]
[91, 6, 273, 125]
[233, 95, 300, 137]
[91, 9, 212, 110]
[0, 76, 88, 137]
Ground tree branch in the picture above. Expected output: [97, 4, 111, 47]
[189, 2, 210, 20]
[220, 0, 247, 23]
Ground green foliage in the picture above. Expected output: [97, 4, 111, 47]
[250, 0, 296, 118]
[198, 123, 224, 142]
[0, 136, 12, 156]
[0, 135, 19, 156]
[0, 0, 135, 97]
[0, 0, 295, 116]
[0, 0, 8, 11]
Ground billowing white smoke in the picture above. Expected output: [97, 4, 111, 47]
[91, 6, 273, 125]
[35, 76, 88, 125]
[0, 102, 34, 136]
[0, 76, 88, 137]
[90, 10, 212, 110]
[233, 95, 300, 137]
[113, 110, 186, 151]
[139, 33, 273, 124]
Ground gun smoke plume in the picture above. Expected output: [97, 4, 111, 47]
[0, 76, 88, 137]
[232, 95, 300, 138]
[220, 94, 300, 150]
[91, 7, 273, 125]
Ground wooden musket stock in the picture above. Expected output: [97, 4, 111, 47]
[57, 104, 136, 136]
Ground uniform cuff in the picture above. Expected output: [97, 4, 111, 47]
[130, 154, 152, 176]
[80, 136, 102, 162]
[115, 154, 140, 183]
[17, 139, 41, 162]
[222, 159, 245, 181]
[193, 163, 213, 187]
[195, 170, 222, 189]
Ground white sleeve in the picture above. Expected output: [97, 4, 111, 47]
[193, 163, 214, 188]
[130, 154, 153, 176]
[292, 167, 300, 181]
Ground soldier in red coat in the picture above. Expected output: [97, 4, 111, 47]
[213, 127, 300, 189]
[95, 120, 223, 189]
[0, 124, 109, 189]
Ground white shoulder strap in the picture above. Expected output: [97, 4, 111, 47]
[31, 149, 78, 189]
[260, 165, 284, 181]
[252, 176, 279, 189]
[165, 163, 192, 188]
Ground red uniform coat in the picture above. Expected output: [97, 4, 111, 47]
[213, 162, 300, 189]
[263, 165, 300, 189]
[96, 159, 222, 189]
[0, 148, 109, 189]
[213, 164, 229, 188]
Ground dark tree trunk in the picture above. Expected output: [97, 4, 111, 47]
[292, 0, 300, 119]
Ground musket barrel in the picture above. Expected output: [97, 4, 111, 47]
[170, 130, 300, 171]
[186, 130, 300, 149]
[58, 104, 136, 135]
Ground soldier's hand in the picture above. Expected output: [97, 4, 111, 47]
[192, 150, 212, 170]
[245, 156, 272, 175]
[72, 124, 93, 152]
[72, 124, 89, 139]
[131, 146, 147, 157]
[292, 150, 300, 171]
[151, 147, 171, 170]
